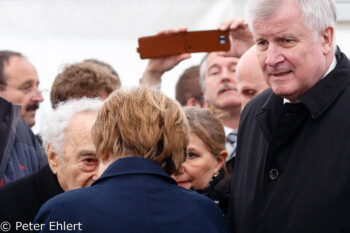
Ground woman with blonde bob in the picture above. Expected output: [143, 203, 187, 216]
[94, 87, 188, 175]
[33, 87, 230, 233]
[172, 106, 229, 215]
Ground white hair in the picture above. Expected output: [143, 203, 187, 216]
[199, 53, 209, 91]
[40, 97, 103, 156]
[245, 0, 337, 41]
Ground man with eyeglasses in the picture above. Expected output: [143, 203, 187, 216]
[0, 50, 47, 186]
[0, 50, 44, 128]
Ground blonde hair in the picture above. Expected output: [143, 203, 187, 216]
[92, 87, 189, 175]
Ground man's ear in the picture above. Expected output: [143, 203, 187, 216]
[202, 90, 211, 107]
[47, 144, 59, 174]
[214, 150, 228, 174]
[186, 97, 202, 107]
[322, 26, 334, 55]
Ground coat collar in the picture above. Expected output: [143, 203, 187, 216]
[0, 97, 21, 179]
[0, 97, 20, 122]
[300, 48, 350, 119]
[255, 92, 283, 141]
[94, 157, 177, 185]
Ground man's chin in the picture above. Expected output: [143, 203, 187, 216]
[215, 100, 242, 110]
[271, 86, 298, 101]
[21, 113, 36, 127]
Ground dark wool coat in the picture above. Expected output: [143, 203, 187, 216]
[0, 164, 63, 232]
[34, 157, 230, 233]
[229, 48, 350, 233]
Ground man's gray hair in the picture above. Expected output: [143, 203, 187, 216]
[245, 0, 337, 41]
[199, 53, 209, 91]
[40, 97, 103, 156]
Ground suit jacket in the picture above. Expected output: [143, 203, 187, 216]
[34, 157, 230, 233]
[0, 164, 63, 232]
[229, 48, 350, 233]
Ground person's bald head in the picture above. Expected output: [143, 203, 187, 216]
[236, 45, 269, 110]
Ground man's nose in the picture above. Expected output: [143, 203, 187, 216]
[220, 67, 236, 83]
[30, 89, 45, 102]
[265, 44, 285, 66]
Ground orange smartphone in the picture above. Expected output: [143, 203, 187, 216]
[137, 30, 231, 59]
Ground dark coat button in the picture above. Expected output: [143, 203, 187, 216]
[269, 169, 279, 180]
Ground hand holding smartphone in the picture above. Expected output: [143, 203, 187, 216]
[137, 30, 231, 59]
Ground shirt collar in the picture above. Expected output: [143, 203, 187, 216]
[224, 125, 236, 137]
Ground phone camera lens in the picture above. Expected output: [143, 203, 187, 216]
[219, 35, 226, 44]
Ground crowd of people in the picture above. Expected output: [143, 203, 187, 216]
[1, 0, 350, 232]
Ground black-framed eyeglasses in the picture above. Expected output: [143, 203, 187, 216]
[0, 82, 48, 95]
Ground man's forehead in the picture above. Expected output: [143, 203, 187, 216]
[64, 113, 95, 146]
[6, 56, 34, 69]
[206, 53, 239, 67]
[4, 56, 38, 83]
[251, 0, 303, 39]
